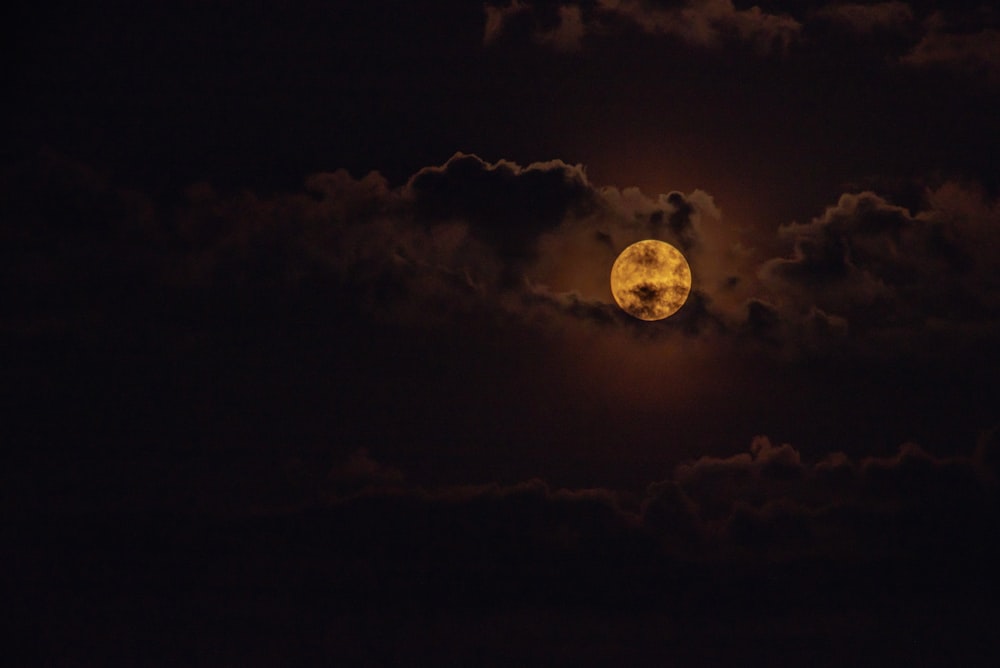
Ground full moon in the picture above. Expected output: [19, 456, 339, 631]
[610, 240, 692, 321]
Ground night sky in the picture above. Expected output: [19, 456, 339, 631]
[5, 1, 1000, 665]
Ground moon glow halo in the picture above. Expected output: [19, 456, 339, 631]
[610, 240, 692, 321]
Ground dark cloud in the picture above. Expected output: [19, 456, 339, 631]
[758, 187, 1000, 341]
[482, 0, 1000, 91]
[902, 23, 1000, 79]
[3, 152, 996, 509]
[651, 434, 1000, 562]
[483, 0, 802, 53]
[405, 152, 599, 269]
[739, 298, 850, 356]
[2, 148, 750, 428]
[816, 1, 915, 34]
[483, 0, 533, 46]
[656, 191, 699, 250]
[327, 448, 406, 497]
[640, 480, 703, 547]
[671, 436, 804, 520]
[519, 287, 624, 326]
[307, 433, 1000, 566]
[484, 1, 598, 51]
[191, 433, 1000, 555]
[159, 152, 743, 339]
[14, 443, 999, 665]
[8, 150, 998, 362]
[743, 298, 783, 341]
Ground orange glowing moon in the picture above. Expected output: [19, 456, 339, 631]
[610, 240, 692, 321]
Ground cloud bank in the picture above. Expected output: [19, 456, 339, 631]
[324, 430, 1000, 564]
[484, 1, 1000, 81]
[6, 150, 998, 359]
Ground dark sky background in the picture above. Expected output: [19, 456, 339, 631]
[5, 1, 1000, 665]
